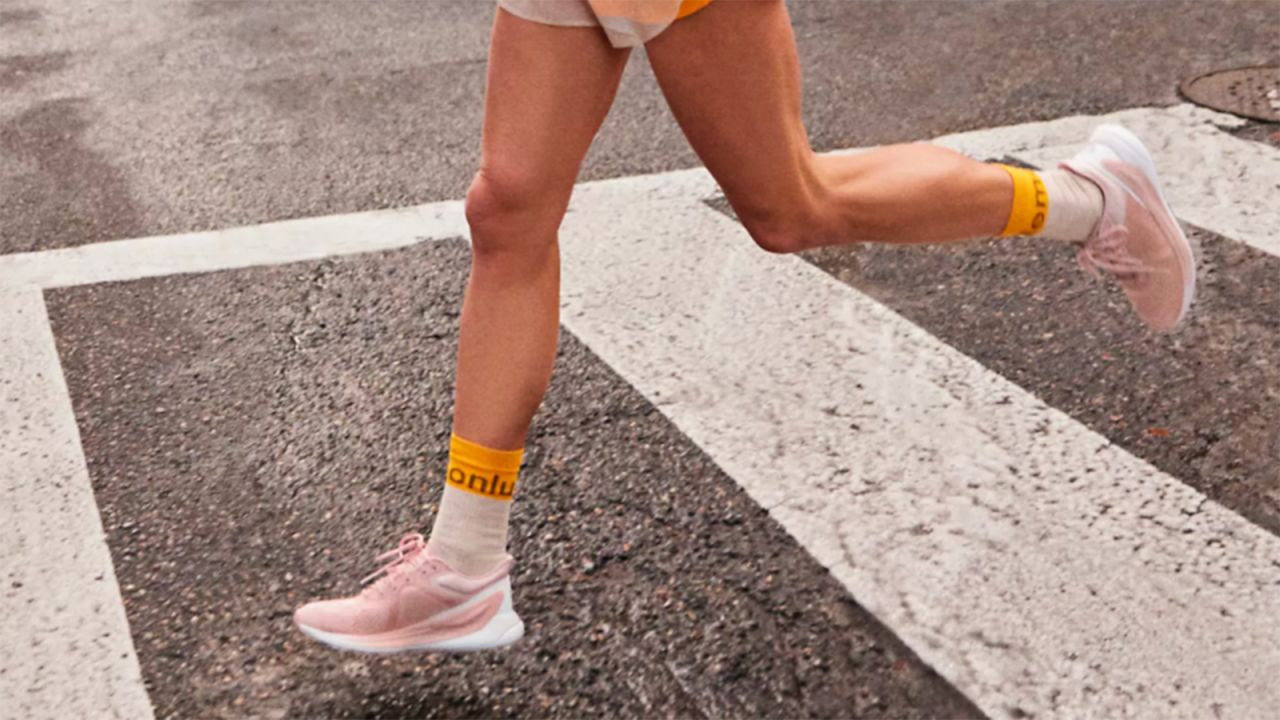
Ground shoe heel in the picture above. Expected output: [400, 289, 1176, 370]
[423, 578, 524, 652]
[1093, 124, 1160, 183]
[494, 615, 525, 646]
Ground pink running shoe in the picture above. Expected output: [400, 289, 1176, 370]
[1060, 124, 1195, 331]
[293, 533, 524, 653]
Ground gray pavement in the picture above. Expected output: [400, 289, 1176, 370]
[801, 218, 1280, 534]
[47, 241, 978, 718]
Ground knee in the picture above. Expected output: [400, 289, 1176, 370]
[734, 200, 830, 255]
[464, 168, 568, 257]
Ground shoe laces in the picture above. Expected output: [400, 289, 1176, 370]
[1076, 224, 1150, 281]
[360, 532, 427, 589]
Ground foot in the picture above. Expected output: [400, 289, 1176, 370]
[1060, 124, 1195, 331]
[293, 533, 524, 653]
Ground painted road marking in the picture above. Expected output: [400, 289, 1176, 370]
[0, 105, 1275, 292]
[1, 103, 1276, 716]
[0, 287, 153, 720]
[557, 191, 1280, 719]
[0, 201, 467, 291]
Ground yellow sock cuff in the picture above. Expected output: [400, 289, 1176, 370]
[446, 434, 524, 501]
[997, 164, 1049, 236]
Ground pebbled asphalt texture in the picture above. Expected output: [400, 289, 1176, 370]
[47, 240, 980, 719]
[14, 0, 1280, 717]
[705, 194, 1280, 536]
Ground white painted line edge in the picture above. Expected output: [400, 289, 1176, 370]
[0, 287, 154, 720]
[0, 201, 467, 290]
[556, 192, 1280, 719]
[1, 102, 1275, 716]
[0, 103, 1275, 293]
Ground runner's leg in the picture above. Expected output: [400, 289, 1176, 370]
[295, 6, 632, 653]
[291, 5, 629, 653]
[457, 9, 629, 449]
[645, 0, 1192, 329]
[429, 7, 632, 575]
[643, 0, 1092, 251]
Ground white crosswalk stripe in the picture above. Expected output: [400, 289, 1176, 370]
[559, 183, 1280, 719]
[0, 287, 154, 720]
[1, 104, 1277, 718]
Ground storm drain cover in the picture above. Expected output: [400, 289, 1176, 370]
[1180, 65, 1280, 123]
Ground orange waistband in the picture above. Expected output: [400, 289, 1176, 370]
[676, 0, 714, 19]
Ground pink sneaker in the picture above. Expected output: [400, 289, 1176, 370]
[293, 533, 524, 653]
[1061, 124, 1195, 331]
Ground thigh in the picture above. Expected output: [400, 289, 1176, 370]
[480, 7, 630, 202]
[643, 0, 815, 216]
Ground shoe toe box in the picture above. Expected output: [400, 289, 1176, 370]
[294, 597, 366, 634]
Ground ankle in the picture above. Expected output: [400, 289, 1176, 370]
[1039, 169, 1104, 243]
[425, 536, 508, 577]
[425, 433, 524, 577]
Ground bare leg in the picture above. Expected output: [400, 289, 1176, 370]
[644, 0, 1015, 253]
[293, 11, 633, 642]
[454, 9, 630, 450]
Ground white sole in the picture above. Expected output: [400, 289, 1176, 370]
[1088, 124, 1197, 323]
[296, 579, 525, 654]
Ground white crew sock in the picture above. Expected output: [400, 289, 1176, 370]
[428, 486, 513, 576]
[1038, 169, 1104, 242]
[426, 434, 523, 576]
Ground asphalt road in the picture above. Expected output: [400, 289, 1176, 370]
[5, 0, 1279, 718]
[48, 241, 981, 718]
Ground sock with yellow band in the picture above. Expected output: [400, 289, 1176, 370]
[997, 164, 1103, 242]
[426, 434, 524, 576]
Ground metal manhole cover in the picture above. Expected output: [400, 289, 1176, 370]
[1180, 65, 1280, 123]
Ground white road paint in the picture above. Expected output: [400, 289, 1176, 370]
[0, 104, 1274, 292]
[556, 191, 1280, 719]
[0, 201, 467, 290]
[0, 287, 154, 720]
[1, 103, 1276, 716]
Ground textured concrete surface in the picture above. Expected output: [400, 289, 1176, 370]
[823, 104, 1280, 534]
[47, 242, 978, 719]
[803, 223, 1280, 537]
[558, 183, 1280, 719]
[10, 103, 1278, 716]
[6, 0, 1279, 716]
[0, 287, 152, 720]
